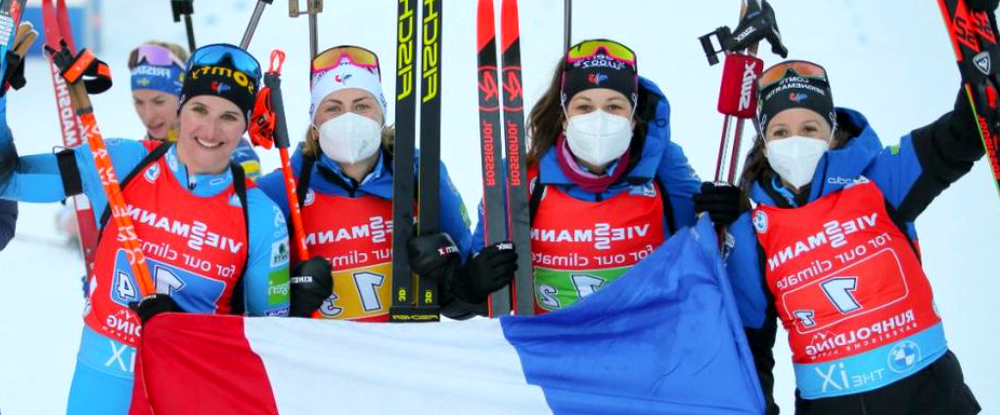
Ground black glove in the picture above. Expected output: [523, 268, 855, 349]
[969, 0, 998, 12]
[694, 182, 747, 226]
[407, 232, 461, 284]
[289, 256, 333, 318]
[452, 242, 518, 304]
[129, 294, 184, 325]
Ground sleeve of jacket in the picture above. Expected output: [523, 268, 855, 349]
[725, 214, 780, 413]
[0, 199, 15, 251]
[241, 189, 291, 317]
[656, 140, 701, 230]
[437, 161, 472, 261]
[868, 91, 984, 221]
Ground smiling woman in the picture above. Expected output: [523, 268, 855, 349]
[0, 43, 292, 414]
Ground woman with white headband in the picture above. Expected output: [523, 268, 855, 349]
[256, 45, 491, 320]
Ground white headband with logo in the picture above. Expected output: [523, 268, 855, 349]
[309, 60, 387, 124]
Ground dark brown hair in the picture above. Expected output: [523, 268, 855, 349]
[526, 59, 648, 167]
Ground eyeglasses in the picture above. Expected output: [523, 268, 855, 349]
[189, 43, 262, 80]
[758, 60, 829, 90]
[129, 44, 186, 70]
[565, 39, 637, 68]
[312, 45, 381, 78]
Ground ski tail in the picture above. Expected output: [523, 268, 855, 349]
[42, 0, 100, 279]
[500, 0, 534, 316]
[43, 0, 154, 295]
[415, 0, 442, 319]
[477, 0, 512, 317]
[937, 0, 1000, 203]
[388, 0, 422, 322]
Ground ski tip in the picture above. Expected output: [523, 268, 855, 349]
[501, 0, 520, 50]
[477, 0, 496, 51]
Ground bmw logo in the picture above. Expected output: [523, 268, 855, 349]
[887, 341, 921, 373]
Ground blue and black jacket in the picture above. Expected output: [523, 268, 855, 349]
[471, 77, 701, 253]
[257, 144, 473, 317]
[726, 96, 984, 413]
[0, 199, 14, 251]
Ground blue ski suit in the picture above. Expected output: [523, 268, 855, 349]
[726, 104, 983, 414]
[257, 145, 473, 319]
[0, 95, 291, 414]
[0, 198, 13, 251]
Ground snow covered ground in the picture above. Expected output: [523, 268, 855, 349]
[1, 0, 998, 413]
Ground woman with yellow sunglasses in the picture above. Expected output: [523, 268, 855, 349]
[455, 39, 701, 314]
[256, 46, 488, 321]
[698, 54, 987, 415]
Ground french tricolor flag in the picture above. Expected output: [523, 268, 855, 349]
[130, 218, 764, 414]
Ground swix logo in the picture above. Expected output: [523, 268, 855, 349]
[734, 26, 757, 44]
[477, 68, 499, 110]
[335, 74, 353, 84]
[587, 73, 608, 86]
[974, 51, 991, 75]
[531, 223, 651, 250]
[211, 81, 231, 93]
[121, 205, 245, 253]
[766, 212, 878, 271]
[305, 216, 392, 245]
[789, 92, 808, 103]
[502, 69, 523, 110]
[738, 61, 758, 111]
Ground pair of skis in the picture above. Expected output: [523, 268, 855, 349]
[42, 0, 156, 296]
[476, 0, 533, 317]
[389, 0, 444, 322]
[938, 0, 1000, 206]
[39, 0, 101, 286]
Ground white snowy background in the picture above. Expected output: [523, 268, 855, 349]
[1, 0, 998, 413]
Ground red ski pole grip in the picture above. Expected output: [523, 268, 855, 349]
[717, 53, 763, 118]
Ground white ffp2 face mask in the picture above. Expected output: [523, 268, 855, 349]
[564, 109, 633, 168]
[317, 112, 382, 165]
[764, 135, 831, 190]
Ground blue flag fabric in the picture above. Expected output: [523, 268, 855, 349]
[503, 216, 765, 414]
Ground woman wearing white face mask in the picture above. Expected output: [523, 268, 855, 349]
[455, 39, 701, 315]
[256, 46, 477, 321]
[698, 58, 986, 415]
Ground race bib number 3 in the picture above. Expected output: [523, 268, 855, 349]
[781, 248, 908, 333]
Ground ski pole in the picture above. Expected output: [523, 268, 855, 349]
[563, 0, 571, 52]
[250, 50, 310, 262]
[171, 0, 196, 52]
[240, 0, 274, 49]
[289, 0, 323, 59]
[48, 42, 156, 298]
[42, 0, 100, 280]
[937, 0, 1000, 206]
